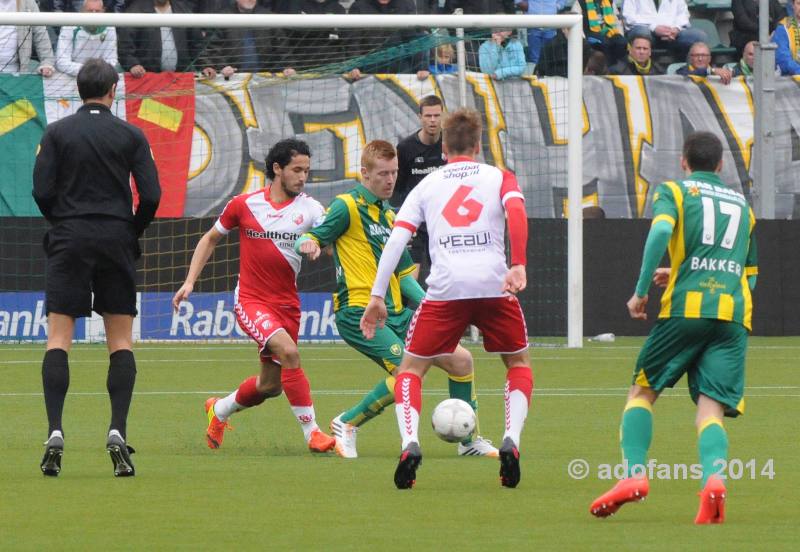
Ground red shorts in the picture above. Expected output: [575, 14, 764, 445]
[234, 301, 300, 362]
[405, 296, 529, 358]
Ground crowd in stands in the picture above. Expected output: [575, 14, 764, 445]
[1, 0, 800, 79]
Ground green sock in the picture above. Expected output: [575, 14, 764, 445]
[340, 376, 395, 427]
[448, 373, 478, 444]
[620, 398, 653, 478]
[698, 418, 728, 486]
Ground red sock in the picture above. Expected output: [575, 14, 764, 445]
[506, 366, 533, 405]
[282, 368, 317, 433]
[235, 376, 266, 407]
[281, 367, 312, 407]
[394, 372, 422, 448]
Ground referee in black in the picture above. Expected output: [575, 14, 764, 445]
[32, 58, 161, 477]
[393, 95, 446, 280]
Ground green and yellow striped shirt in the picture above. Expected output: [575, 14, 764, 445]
[303, 184, 416, 313]
[652, 172, 758, 329]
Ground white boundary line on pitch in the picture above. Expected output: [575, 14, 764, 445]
[6, 356, 800, 365]
[3, 344, 800, 352]
[0, 357, 645, 364]
[1, 387, 798, 398]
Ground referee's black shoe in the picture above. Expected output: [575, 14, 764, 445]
[106, 431, 135, 477]
[41, 431, 64, 477]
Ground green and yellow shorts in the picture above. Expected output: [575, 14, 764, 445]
[335, 306, 414, 374]
[632, 317, 748, 417]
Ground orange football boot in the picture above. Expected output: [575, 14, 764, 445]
[205, 397, 232, 449]
[307, 429, 336, 453]
[590, 477, 650, 518]
[694, 476, 726, 524]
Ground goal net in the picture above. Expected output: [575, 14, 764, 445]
[0, 11, 584, 346]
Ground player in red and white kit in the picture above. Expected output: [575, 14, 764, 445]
[361, 109, 533, 489]
[173, 139, 335, 453]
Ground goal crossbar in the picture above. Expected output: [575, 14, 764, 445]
[0, 12, 584, 348]
[0, 13, 582, 30]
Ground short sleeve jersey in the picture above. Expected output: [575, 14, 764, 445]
[394, 156, 524, 300]
[393, 130, 446, 208]
[652, 171, 758, 329]
[215, 187, 325, 307]
[303, 184, 416, 314]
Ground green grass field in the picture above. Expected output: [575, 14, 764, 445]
[2, 338, 798, 550]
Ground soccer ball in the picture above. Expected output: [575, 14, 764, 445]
[431, 399, 476, 443]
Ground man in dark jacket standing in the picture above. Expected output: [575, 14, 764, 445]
[730, 0, 783, 57]
[199, 0, 294, 79]
[33, 59, 161, 478]
[346, 0, 431, 79]
[284, 0, 348, 72]
[119, 0, 197, 76]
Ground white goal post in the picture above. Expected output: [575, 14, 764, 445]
[1, 12, 584, 347]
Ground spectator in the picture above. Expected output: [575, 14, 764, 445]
[479, 28, 526, 80]
[677, 41, 733, 84]
[429, 42, 457, 74]
[437, 0, 515, 15]
[199, 0, 294, 79]
[535, 24, 591, 77]
[432, 0, 514, 70]
[731, 40, 756, 77]
[53, 0, 125, 12]
[577, 0, 626, 66]
[284, 0, 348, 72]
[195, 0, 230, 12]
[622, 0, 707, 60]
[730, 0, 783, 57]
[609, 35, 665, 75]
[119, 0, 197, 77]
[515, 0, 566, 66]
[0, 0, 55, 76]
[55, 0, 118, 76]
[773, 0, 800, 76]
[346, 0, 431, 80]
[584, 50, 608, 75]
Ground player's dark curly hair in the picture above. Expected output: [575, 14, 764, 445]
[683, 131, 723, 172]
[265, 139, 311, 180]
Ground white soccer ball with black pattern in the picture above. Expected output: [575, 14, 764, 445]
[431, 399, 476, 443]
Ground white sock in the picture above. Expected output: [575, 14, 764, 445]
[108, 429, 123, 441]
[289, 405, 319, 441]
[49, 429, 63, 441]
[214, 391, 244, 421]
[502, 387, 529, 449]
[395, 402, 420, 450]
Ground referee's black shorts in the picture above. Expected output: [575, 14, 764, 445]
[44, 217, 140, 318]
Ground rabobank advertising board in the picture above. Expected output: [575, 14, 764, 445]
[0, 292, 340, 342]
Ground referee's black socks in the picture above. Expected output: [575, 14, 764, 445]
[42, 348, 70, 436]
[107, 350, 137, 440]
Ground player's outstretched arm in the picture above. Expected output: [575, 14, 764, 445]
[294, 235, 321, 260]
[295, 198, 350, 261]
[370, 226, 414, 297]
[172, 227, 224, 311]
[360, 296, 388, 340]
